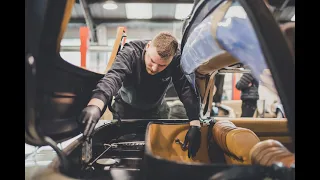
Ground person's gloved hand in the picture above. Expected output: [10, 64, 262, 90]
[183, 125, 201, 158]
[78, 105, 102, 138]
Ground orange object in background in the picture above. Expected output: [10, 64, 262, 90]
[122, 27, 127, 47]
[105, 26, 127, 73]
[80, 27, 89, 69]
[232, 73, 241, 100]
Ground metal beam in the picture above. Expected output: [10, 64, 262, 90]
[77, 0, 193, 4]
[70, 18, 183, 24]
[61, 45, 113, 52]
[77, 0, 295, 6]
[280, 0, 290, 10]
[79, 0, 98, 42]
[268, 0, 295, 7]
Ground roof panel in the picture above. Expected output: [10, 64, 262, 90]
[70, 1, 295, 24]
[152, 3, 176, 19]
[72, 3, 84, 18]
[89, 3, 127, 19]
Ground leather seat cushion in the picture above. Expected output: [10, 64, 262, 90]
[225, 127, 260, 164]
[213, 120, 237, 153]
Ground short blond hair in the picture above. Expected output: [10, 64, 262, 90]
[151, 31, 178, 60]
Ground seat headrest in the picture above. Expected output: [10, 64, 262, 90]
[249, 139, 295, 167]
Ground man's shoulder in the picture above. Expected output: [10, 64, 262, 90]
[121, 40, 149, 59]
[126, 40, 150, 48]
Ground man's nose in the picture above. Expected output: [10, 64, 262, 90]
[152, 64, 158, 72]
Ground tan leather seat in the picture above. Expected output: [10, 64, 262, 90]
[212, 120, 260, 164]
[249, 139, 295, 167]
[146, 123, 211, 164]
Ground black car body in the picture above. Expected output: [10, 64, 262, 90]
[25, 0, 295, 180]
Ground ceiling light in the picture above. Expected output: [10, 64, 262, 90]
[103, 0, 118, 10]
[175, 3, 193, 20]
[125, 3, 152, 19]
[291, 14, 295, 21]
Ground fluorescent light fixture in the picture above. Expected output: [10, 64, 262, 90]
[125, 3, 152, 19]
[103, 0, 118, 10]
[291, 14, 295, 21]
[175, 3, 194, 19]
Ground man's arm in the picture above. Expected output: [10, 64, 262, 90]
[171, 55, 202, 159]
[79, 42, 136, 138]
[172, 55, 200, 125]
[88, 98, 105, 111]
[89, 43, 135, 110]
[235, 73, 254, 91]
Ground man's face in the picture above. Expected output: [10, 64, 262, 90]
[144, 42, 173, 75]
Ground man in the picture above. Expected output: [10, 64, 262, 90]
[236, 72, 259, 117]
[79, 32, 201, 158]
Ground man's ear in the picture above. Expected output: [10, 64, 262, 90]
[146, 41, 151, 49]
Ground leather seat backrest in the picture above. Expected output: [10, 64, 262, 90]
[181, 1, 239, 119]
[249, 139, 295, 167]
[195, 1, 239, 117]
[145, 123, 211, 164]
[213, 120, 260, 164]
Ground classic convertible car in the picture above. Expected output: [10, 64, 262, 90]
[25, 0, 295, 180]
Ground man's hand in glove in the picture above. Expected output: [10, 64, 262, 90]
[183, 120, 201, 158]
[79, 105, 102, 138]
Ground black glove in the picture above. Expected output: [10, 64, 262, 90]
[183, 125, 201, 158]
[78, 105, 102, 138]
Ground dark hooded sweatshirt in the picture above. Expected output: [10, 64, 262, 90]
[235, 73, 259, 100]
[91, 40, 200, 121]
